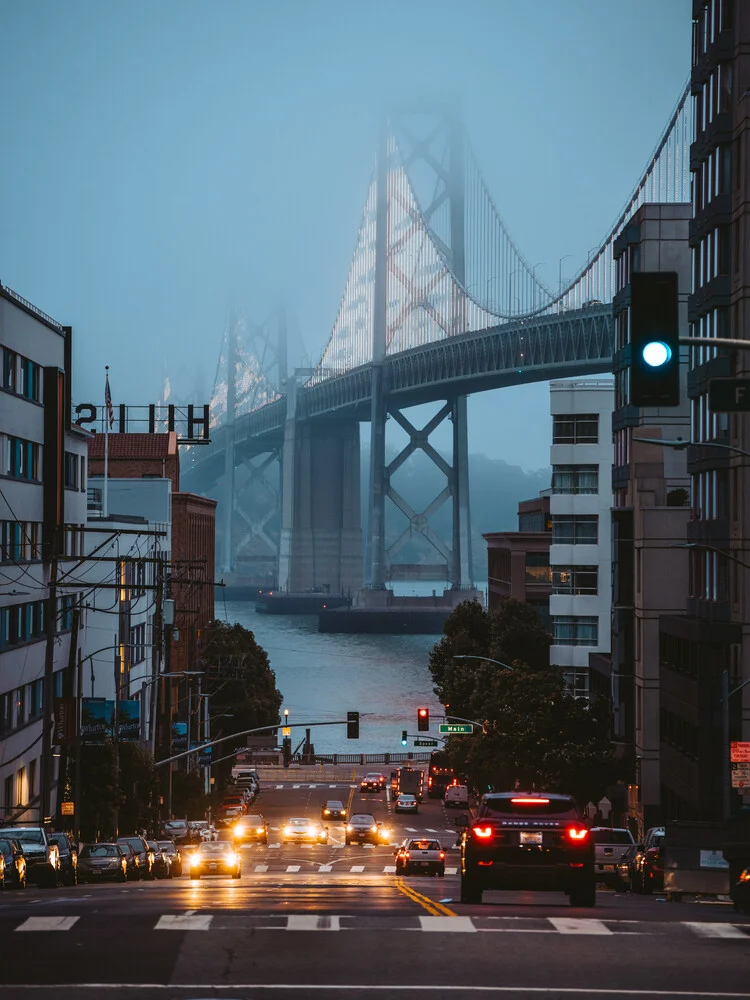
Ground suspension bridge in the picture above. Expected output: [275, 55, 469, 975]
[182, 88, 692, 598]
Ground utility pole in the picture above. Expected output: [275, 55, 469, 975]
[40, 527, 59, 828]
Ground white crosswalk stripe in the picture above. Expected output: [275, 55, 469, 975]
[286, 865, 301, 872]
[405, 827, 417, 832]
[287, 915, 340, 931]
[549, 918, 612, 935]
[275, 784, 284, 789]
[292, 784, 300, 789]
[445, 867, 458, 875]
[384, 865, 397, 873]
[420, 916, 476, 933]
[684, 922, 749, 939]
[156, 914, 213, 931]
[16, 917, 79, 932]
[350, 865, 365, 872]
[254, 864, 268, 872]
[318, 865, 333, 872]
[426, 828, 438, 832]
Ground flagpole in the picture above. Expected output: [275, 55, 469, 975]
[104, 365, 110, 518]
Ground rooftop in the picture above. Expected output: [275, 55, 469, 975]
[88, 432, 178, 460]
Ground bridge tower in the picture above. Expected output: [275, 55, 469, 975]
[365, 109, 474, 590]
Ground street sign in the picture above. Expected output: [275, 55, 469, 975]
[709, 378, 750, 412]
[730, 742, 750, 762]
[282, 727, 291, 737]
[414, 738, 439, 747]
[731, 763, 750, 789]
[438, 723, 474, 734]
[60, 801, 74, 816]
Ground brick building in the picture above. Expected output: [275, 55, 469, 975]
[88, 431, 180, 489]
[484, 494, 552, 621]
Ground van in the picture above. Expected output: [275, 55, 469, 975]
[444, 784, 469, 808]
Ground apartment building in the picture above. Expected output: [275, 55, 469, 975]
[484, 494, 552, 621]
[0, 283, 89, 824]
[548, 380, 614, 698]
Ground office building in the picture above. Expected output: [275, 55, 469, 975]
[484, 494, 552, 620]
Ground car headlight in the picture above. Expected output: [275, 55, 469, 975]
[190, 856, 201, 867]
[346, 824, 353, 832]
[370, 826, 377, 833]
[341, 810, 346, 816]
[256, 827, 264, 834]
[284, 826, 293, 837]
[324, 810, 330, 815]
[226, 852, 239, 865]
[379, 829, 390, 840]
[308, 827, 318, 837]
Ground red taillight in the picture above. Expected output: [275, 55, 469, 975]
[472, 825, 493, 840]
[566, 827, 588, 842]
[439, 852, 445, 860]
[511, 797, 550, 805]
[404, 851, 410, 859]
[428, 777, 433, 787]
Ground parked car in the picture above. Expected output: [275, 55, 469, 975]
[157, 841, 182, 877]
[77, 843, 129, 884]
[49, 832, 78, 886]
[590, 827, 635, 892]
[395, 838, 446, 877]
[147, 841, 172, 879]
[0, 837, 26, 889]
[0, 826, 60, 887]
[631, 826, 666, 894]
[116, 836, 154, 880]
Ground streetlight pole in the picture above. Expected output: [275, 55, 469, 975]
[453, 654, 515, 671]
[632, 436, 750, 460]
[532, 262, 545, 311]
[558, 254, 572, 298]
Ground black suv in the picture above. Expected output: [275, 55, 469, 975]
[49, 832, 78, 886]
[117, 836, 155, 880]
[459, 792, 595, 907]
[345, 813, 380, 845]
[0, 827, 60, 887]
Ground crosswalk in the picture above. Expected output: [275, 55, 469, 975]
[250, 864, 459, 874]
[7, 914, 750, 938]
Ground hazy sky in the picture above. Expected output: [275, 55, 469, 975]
[1, 0, 690, 470]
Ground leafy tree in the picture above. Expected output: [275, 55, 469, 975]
[199, 620, 283, 787]
[77, 740, 158, 840]
[429, 599, 617, 805]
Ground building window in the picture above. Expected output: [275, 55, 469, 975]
[552, 566, 598, 595]
[3, 775, 12, 813]
[19, 358, 40, 402]
[63, 452, 78, 490]
[5, 437, 40, 480]
[551, 515, 598, 545]
[551, 465, 599, 495]
[0, 600, 47, 649]
[129, 623, 147, 664]
[660, 707, 699, 760]
[552, 413, 598, 444]
[525, 551, 551, 584]
[28, 758, 37, 799]
[552, 615, 599, 646]
[562, 668, 589, 699]
[2, 348, 17, 391]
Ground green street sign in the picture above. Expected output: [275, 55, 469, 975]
[414, 738, 438, 747]
[438, 723, 474, 734]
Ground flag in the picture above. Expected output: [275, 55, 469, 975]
[104, 371, 114, 430]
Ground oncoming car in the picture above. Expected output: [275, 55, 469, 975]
[321, 800, 347, 820]
[283, 818, 328, 844]
[189, 842, 242, 879]
[233, 814, 269, 844]
[345, 814, 380, 845]
[360, 773, 386, 793]
[460, 792, 595, 907]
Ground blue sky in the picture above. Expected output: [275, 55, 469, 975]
[0, 0, 691, 470]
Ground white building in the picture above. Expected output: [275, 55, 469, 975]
[82, 477, 171, 748]
[548, 379, 614, 698]
[0, 284, 89, 823]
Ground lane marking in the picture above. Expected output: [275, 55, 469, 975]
[268, 843, 281, 849]
[287, 914, 340, 931]
[4, 986, 750, 995]
[419, 916, 476, 933]
[405, 827, 417, 832]
[156, 914, 213, 931]
[350, 865, 365, 872]
[394, 876, 457, 917]
[275, 784, 284, 789]
[548, 918, 612, 935]
[384, 865, 397, 873]
[318, 865, 333, 872]
[254, 865, 269, 872]
[15, 916, 79, 932]
[446, 867, 458, 875]
[286, 865, 301, 873]
[426, 828, 438, 833]
[685, 922, 749, 939]
[292, 784, 301, 789]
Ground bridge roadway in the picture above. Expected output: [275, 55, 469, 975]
[1, 773, 748, 998]
[184, 303, 613, 490]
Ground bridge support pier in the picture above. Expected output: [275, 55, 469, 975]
[278, 409, 362, 595]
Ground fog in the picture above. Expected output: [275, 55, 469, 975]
[0, 0, 690, 470]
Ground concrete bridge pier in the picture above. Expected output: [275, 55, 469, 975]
[278, 400, 362, 595]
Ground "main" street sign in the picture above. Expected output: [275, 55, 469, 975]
[438, 723, 474, 734]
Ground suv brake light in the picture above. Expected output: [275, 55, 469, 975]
[511, 797, 550, 805]
[566, 826, 588, 842]
[472, 825, 493, 840]
[439, 851, 445, 860]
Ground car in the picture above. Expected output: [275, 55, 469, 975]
[49, 832, 78, 886]
[321, 800, 347, 820]
[459, 792, 596, 907]
[631, 826, 665, 894]
[395, 793, 419, 814]
[147, 840, 172, 879]
[233, 814, 269, 844]
[77, 843, 129, 883]
[0, 827, 60, 887]
[161, 820, 191, 845]
[157, 840, 182, 876]
[188, 842, 242, 879]
[444, 784, 469, 809]
[345, 813, 379, 845]
[360, 773, 386, 792]
[395, 838, 446, 877]
[283, 818, 328, 844]
[590, 827, 635, 891]
[0, 837, 26, 889]
[733, 866, 750, 915]
[116, 836, 155, 880]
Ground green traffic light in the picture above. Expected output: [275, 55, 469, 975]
[642, 340, 671, 367]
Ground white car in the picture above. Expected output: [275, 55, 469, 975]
[282, 818, 328, 844]
[395, 793, 419, 814]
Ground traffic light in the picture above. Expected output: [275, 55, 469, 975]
[347, 711, 360, 740]
[401, 730, 408, 746]
[629, 271, 680, 407]
[417, 707, 430, 732]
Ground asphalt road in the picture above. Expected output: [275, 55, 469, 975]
[1, 777, 748, 999]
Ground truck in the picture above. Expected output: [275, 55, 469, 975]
[394, 766, 424, 802]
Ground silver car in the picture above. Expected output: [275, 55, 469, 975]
[590, 827, 635, 891]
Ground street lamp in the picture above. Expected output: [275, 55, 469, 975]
[558, 254, 572, 297]
[532, 262, 545, 311]
[453, 654, 515, 671]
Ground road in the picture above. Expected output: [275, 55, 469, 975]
[1, 775, 749, 999]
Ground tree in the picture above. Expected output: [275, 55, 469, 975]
[428, 599, 617, 805]
[199, 620, 283, 787]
